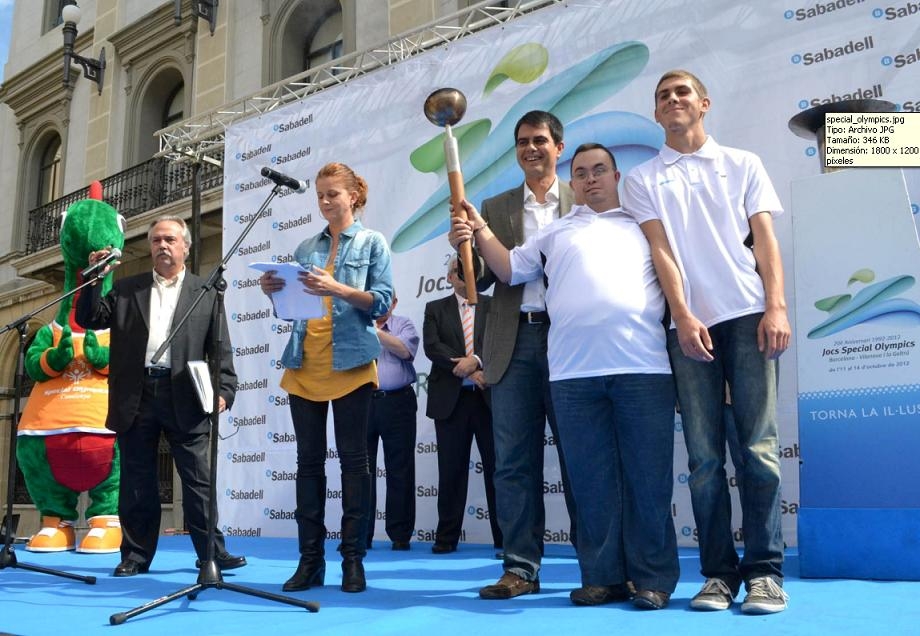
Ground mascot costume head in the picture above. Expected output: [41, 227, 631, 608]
[17, 182, 125, 553]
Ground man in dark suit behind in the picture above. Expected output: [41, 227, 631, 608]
[423, 256, 501, 554]
[76, 215, 245, 577]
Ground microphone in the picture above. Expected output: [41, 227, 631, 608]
[261, 167, 307, 193]
[81, 247, 122, 278]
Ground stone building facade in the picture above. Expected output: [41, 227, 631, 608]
[0, 0, 508, 535]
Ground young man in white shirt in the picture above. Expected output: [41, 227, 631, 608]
[621, 69, 791, 615]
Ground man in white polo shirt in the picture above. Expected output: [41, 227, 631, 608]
[450, 143, 679, 611]
[621, 69, 791, 615]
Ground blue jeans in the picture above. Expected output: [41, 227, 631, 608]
[551, 374, 679, 592]
[667, 313, 784, 591]
[490, 323, 572, 581]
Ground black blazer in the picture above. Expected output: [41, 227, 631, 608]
[423, 293, 490, 421]
[75, 271, 237, 434]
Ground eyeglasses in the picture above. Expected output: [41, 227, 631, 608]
[571, 164, 612, 181]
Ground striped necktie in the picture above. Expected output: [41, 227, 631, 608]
[462, 301, 474, 357]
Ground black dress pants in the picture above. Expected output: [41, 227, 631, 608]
[434, 387, 502, 548]
[366, 386, 417, 545]
[117, 375, 227, 566]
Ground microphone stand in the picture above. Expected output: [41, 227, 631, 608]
[110, 184, 319, 625]
[0, 275, 107, 584]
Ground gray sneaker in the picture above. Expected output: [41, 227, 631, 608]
[689, 578, 734, 611]
[741, 576, 789, 614]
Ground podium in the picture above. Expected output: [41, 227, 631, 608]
[789, 101, 920, 579]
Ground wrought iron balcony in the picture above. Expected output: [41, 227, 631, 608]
[25, 153, 224, 254]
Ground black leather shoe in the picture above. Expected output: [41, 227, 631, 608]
[391, 541, 410, 551]
[113, 559, 148, 577]
[282, 558, 326, 592]
[633, 589, 671, 610]
[341, 558, 366, 593]
[431, 542, 456, 554]
[195, 552, 247, 570]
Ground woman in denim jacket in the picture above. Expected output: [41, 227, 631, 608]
[259, 162, 393, 594]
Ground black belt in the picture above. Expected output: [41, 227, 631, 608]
[145, 366, 171, 378]
[520, 311, 550, 325]
[372, 385, 414, 399]
[460, 384, 477, 392]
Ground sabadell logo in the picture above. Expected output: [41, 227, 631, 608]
[785, 0, 867, 22]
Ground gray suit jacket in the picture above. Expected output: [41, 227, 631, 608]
[471, 182, 574, 385]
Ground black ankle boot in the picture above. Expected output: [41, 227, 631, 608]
[341, 557, 366, 593]
[282, 557, 326, 592]
[287, 475, 327, 592]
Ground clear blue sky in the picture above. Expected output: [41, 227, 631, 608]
[0, 0, 13, 83]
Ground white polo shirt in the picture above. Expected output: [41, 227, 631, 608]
[509, 205, 670, 381]
[622, 136, 783, 328]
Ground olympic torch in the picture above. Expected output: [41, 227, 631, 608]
[423, 88, 477, 304]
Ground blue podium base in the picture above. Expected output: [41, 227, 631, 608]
[798, 507, 920, 580]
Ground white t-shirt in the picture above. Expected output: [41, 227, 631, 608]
[621, 136, 783, 328]
[509, 205, 671, 381]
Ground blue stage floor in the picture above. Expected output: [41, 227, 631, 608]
[2, 536, 918, 635]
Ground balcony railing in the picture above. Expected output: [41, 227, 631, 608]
[25, 153, 224, 254]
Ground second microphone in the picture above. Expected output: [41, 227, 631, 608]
[261, 167, 308, 193]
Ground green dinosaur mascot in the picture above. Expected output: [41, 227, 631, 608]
[17, 187, 125, 553]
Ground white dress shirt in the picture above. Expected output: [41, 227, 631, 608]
[145, 268, 186, 368]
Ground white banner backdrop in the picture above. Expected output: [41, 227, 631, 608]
[217, 0, 920, 547]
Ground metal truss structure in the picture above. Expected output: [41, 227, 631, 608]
[155, 0, 566, 165]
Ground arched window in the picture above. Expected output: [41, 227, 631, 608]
[133, 69, 185, 163]
[270, 0, 344, 83]
[36, 136, 62, 207]
[163, 83, 185, 128]
[306, 6, 343, 70]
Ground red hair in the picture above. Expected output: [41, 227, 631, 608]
[316, 162, 368, 210]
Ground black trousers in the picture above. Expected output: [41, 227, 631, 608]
[289, 384, 373, 560]
[117, 375, 227, 566]
[366, 386, 417, 544]
[434, 388, 502, 548]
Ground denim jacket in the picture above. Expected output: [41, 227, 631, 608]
[280, 220, 393, 371]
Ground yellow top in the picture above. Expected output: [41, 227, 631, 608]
[280, 269, 377, 402]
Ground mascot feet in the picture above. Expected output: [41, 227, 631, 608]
[77, 515, 122, 554]
[25, 516, 76, 552]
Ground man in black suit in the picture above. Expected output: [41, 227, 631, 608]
[76, 215, 245, 577]
[423, 256, 502, 554]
